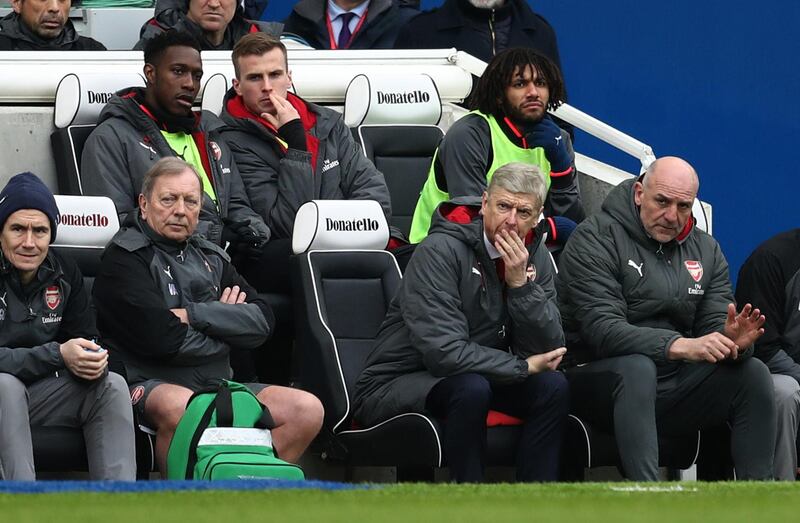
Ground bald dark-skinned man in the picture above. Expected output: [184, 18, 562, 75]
[558, 156, 777, 481]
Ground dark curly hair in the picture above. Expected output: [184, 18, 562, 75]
[467, 48, 566, 119]
[143, 30, 202, 68]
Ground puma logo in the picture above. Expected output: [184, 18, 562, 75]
[628, 259, 644, 278]
[138, 141, 156, 156]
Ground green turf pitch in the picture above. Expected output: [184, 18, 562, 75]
[1, 482, 797, 522]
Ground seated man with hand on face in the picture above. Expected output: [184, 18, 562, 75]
[92, 158, 323, 476]
[354, 163, 569, 483]
[0, 172, 134, 480]
[219, 32, 394, 293]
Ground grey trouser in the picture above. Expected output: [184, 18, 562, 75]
[567, 354, 776, 481]
[0, 371, 136, 480]
[765, 350, 800, 480]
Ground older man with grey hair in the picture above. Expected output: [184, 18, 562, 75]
[93, 157, 323, 476]
[558, 156, 777, 480]
[354, 162, 569, 483]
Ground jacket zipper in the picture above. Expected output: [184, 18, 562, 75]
[489, 10, 496, 56]
[655, 243, 677, 300]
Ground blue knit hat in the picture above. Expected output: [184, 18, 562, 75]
[0, 172, 60, 243]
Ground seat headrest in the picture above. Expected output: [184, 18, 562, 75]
[343, 73, 442, 127]
[52, 195, 119, 248]
[200, 73, 229, 117]
[54, 73, 145, 129]
[292, 200, 389, 254]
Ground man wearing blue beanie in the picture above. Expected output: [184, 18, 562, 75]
[0, 172, 136, 480]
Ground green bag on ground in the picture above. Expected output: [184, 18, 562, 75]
[166, 380, 305, 480]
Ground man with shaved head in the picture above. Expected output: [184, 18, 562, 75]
[557, 156, 777, 480]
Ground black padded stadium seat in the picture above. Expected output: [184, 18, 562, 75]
[50, 72, 145, 195]
[289, 200, 442, 473]
[293, 249, 444, 471]
[51, 124, 97, 195]
[343, 73, 444, 240]
[358, 124, 443, 238]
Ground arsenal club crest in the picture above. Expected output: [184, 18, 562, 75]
[130, 385, 145, 405]
[684, 260, 703, 282]
[526, 263, 537, 282]
[210, 141, 222, 161]
[44, 286, 61, 311]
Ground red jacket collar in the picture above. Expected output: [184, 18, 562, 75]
[440, 203, 536, 245]
[225, 92, 317, 134]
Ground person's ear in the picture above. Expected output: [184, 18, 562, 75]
[633, 181, 644, 206]
[480, 191, 489, 215]
[143, 63, 155, 86]
[138, 193, 148, 220]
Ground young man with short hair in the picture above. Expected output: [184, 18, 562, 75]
[82, 30, 269, 252]
[219, 32, 392, 292]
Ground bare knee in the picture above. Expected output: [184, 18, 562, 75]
[259, 387, 324, 434]
[145, 385, 193, 433]
[291, 391, 324, 433]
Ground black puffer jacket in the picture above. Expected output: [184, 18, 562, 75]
[558, 179, 741, 375]
[93, 215, 272, 389]
[0, 250, 97, 384]
[0, 13, 105, 50]
[218, 89, 392, 240]
[80, 87, 269, 246]
[134, 0, 282, 50]
[354, 197, 563, 426]
[394, 0, 561, 69]
[736, 229, 800, 364]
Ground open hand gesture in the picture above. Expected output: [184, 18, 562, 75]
[723, 303, 765, 350]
